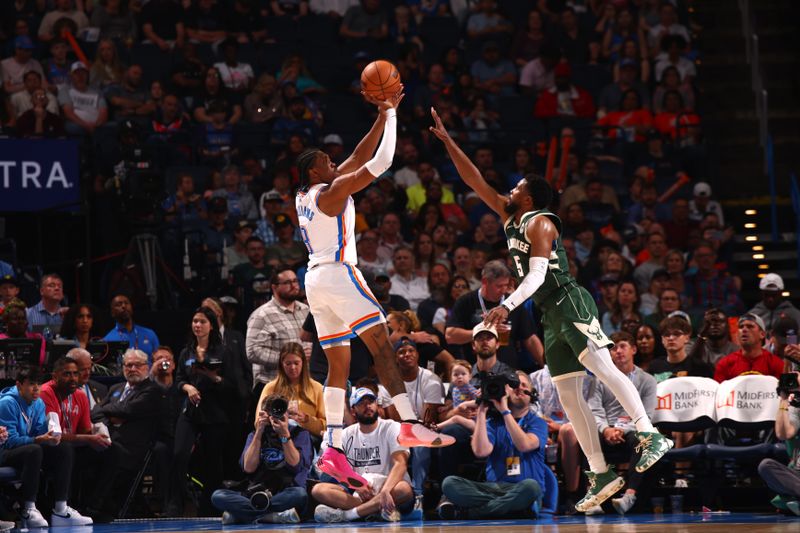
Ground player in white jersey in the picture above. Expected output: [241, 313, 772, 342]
[295, 91, 454, 491]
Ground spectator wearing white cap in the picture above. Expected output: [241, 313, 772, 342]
[688, 182, 725, 226]
[747, 273, 800, 334]
[58, 61, 108, 135]
[322, 133, 346, 164]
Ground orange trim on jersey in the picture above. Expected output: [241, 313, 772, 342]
[337, 213, 347, 262]
[345, 264, 382, 308]
[319, 330, 352, 341]
[350, 311, 381, 330]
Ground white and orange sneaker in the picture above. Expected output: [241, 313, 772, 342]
[317, 447, 368, 490]
[398, 421, 455, 448]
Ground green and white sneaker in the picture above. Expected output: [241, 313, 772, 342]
[574, 468, 625, 512]
[634, 431, 674, 472]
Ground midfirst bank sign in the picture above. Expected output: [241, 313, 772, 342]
[0, 139, 80, 211]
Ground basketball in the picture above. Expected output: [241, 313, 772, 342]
[360, 60, 402, 100]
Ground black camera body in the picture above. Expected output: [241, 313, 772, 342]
[241, 483, 272, 510]
[777, 373, 800, 407]
[478, 371, 521, 403]
[268, 397, 289, 418]
[195, 357, 223, 372]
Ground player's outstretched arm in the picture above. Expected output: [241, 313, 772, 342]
[484, 216, 558, 328]
[337, 88, 403, 174]
[429, 107, 508, 218]
[319, 92, 403, 213]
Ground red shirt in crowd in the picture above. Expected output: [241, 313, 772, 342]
[597, 109, 653, 142]
[40, 380, 92, 435]
[713, 348, 783, 383]
[534, 85, 596, 119]
[653, 110, 700, 141]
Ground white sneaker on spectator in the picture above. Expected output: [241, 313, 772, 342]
[314, 504, 346, 523]
[674, 478, 688, 488]
[584, 505, 604, 515]
[612, 493, 637, 514]
[221, 511, 236, 525]
[259, 509, 301, 524]
[51, 506, 93, 527]
[21, 507, 48, 528]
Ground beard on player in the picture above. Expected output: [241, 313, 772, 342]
[504, 196, 520, 216]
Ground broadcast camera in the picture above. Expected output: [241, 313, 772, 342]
[476, 371, 539, 405]
[777, 373, 800, 408]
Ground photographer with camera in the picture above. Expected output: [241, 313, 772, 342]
[211, 393, 311, 524]
[757, 371, 800, 515]
[439, 370, 554, 519]
[168, 307, 238, 517]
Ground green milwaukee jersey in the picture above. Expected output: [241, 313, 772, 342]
[503, 209, 574, 306]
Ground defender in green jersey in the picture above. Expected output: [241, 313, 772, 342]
[429, 108, 672, 513]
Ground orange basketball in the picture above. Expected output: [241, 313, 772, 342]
[360, 60, 402, 100]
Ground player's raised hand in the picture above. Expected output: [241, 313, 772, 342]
[362, 84, 405, 112]
[483, 305, 510, 329]
[429, 107, 451, 142]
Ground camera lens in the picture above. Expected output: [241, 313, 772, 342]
[160, 360, 171, 371]
[269, 398, 288, 418]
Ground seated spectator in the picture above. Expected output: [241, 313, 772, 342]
[203, 197, 234, 259]
[1, 36, 45, 95]
[277, 53, 325, 96]
[58, 304, 96, 349]
[58, 62, 108, 136]
[655, 35, 695, 83]
[662, 198, 697, 250]
[653, 65, 694, 113]
[470, 41, 517, 98]
[684, 241, 743, 316]
[226, 0, 269, 43]
[639, 268, 669, 316]
[16, 87, 65, 137]
[244, 74, 282, 124]
[534, 63, 595, 119]
[162, 173, 206, 225]
[91, 348, 163, 481]
[339, 0, 388, 41]
[633, 232, 668, 292]
[691, 308, 740, 367]
[389, 247, 430, 312]
[42, 38, 71, 90]
[437, 359, 478, 431]
[0, 304, 45, 366]
[599, 57, 650, 116]
[597, 89, 653, 143]
[91, 0, 137, 41]
[255, 342, 325, 439]
[231, 237, 274, 312]
[184, 0, 227, 44]
[212, 165, 258, 222]
[601, 280, 641, 335]
[26, 273, 66, 338]
[106, 64, 156, 121]
[644, 287, 684, 332]
[406, 160, 452, 214]
[356, 229, 390, 278]
[463, 95, 501, 142]
[10, 71, 58, 119]
[649, 316, 713, 383]
[199, 100, 240, 164]
[771, 317, 800, 368]
[588, 331, 657, 515]
[511, 9, 547, 67]
[757, 374, 800, 514]
[416, 262, 454, 328]
[387, 309, 454, 376]
[466, 0, 511, 40]
[214, 39, 255, 99]
[38, 0, 89, 43]
[664, 248, 688, 300]
[271, 96, 320, 145]
[627, 184, 671, 227]
[715, 314, 783, 382]
[312, 386, 413, 523]
[41, 355, 118, 522]
[553, 7, 588, 65]
[193, 67, 243, 125]
[0, 366, 92, 528]
[211, 393, 311, 524]
[148, 93, 190, 149]
[375, 212, 409, 263]
[519, 42, 559, 95]
[263, 214, 303, 267]
[225, 220, 255, 269]
[102, 294, 160, 361]
[141, 0, 185, 51]
[0, 276, 20, 316]
[646, 2, 690, 54]
[170, 42, 205, 101]
[653, 90, 701, 144]
[748, 273, 800, 334]
[439, 370, 550, 518]
[89, 38, 125, 89]
[635, 323, 666, 371]
[256, 191, 298, 246]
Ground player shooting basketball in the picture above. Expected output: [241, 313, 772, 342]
[429, 107, 672, 511]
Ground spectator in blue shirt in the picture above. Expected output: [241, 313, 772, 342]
[26, 273, 67, 338]
[102, 294, 159, 361]
[439, 370, 556, 518]
[470, 41, 517, 98]
[0, 260, 13, 278]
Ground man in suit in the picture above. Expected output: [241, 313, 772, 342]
[91, 349, 163, 514]
[66, 348, 108, 408]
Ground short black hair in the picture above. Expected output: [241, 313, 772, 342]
[245, 236, 265, 247]
[297, 149, 322, 189]
[52, 356, 77, 373]
[523, 174, 553, 209]
[16, 365, 43, 384]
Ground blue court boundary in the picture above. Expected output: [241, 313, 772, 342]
[68, 513, 798, 532]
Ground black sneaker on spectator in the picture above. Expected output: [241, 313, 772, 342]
[437, 497, 459, 519]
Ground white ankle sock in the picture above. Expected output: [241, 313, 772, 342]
[323, 387, 346, 448]
[554, 375, 608, 473]
[344, 508, 360, 520]
[580, 341, 656, 433]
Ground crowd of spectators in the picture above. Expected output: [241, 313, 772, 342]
[2, 0, 800, 526]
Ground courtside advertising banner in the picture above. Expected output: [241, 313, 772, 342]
[653, 376, 718, 425]
[715, 374, 780, 424]
[0, 139, 80, 211]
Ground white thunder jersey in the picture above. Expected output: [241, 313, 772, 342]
[296, 184, 357, 268]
